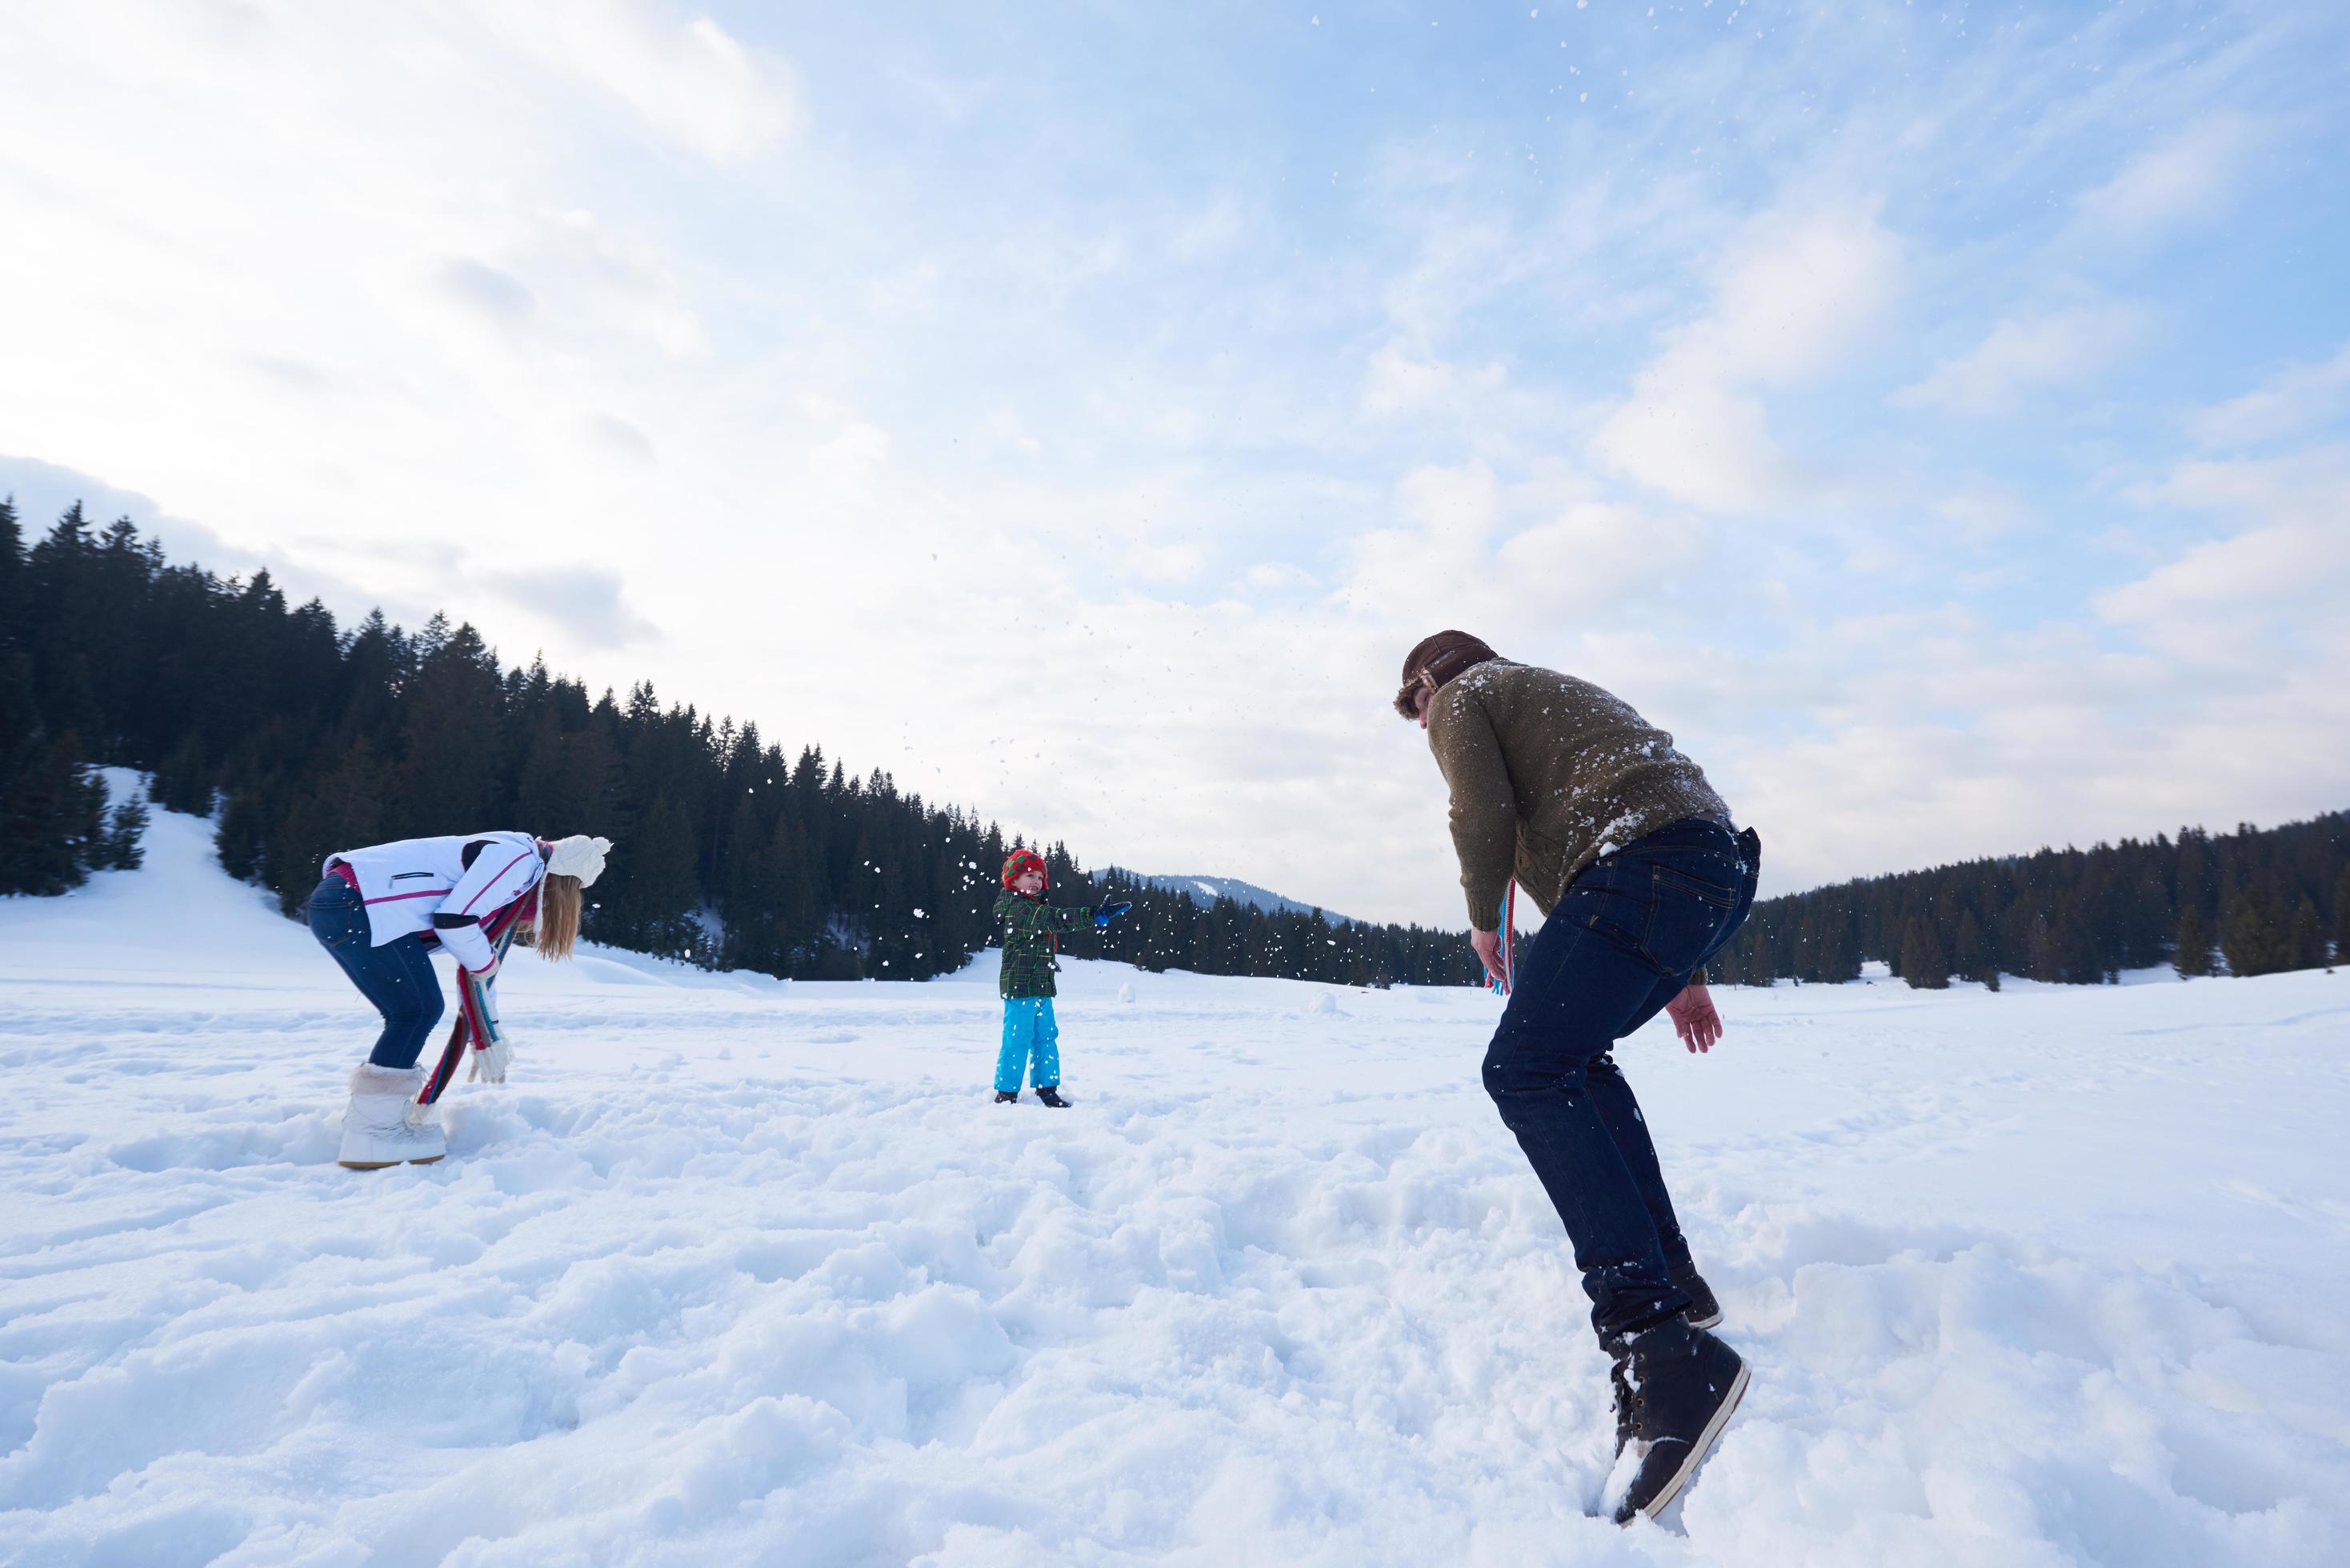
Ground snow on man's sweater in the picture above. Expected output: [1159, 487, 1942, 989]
[324, 831, 547, 973]
[1426, 661, 1731, 933]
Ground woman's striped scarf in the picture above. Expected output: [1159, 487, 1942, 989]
[415, 892, 534, 1108]
[1489, 882, 1518, 998]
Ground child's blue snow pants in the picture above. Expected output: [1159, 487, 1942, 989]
[996, 998, 1060, 1092]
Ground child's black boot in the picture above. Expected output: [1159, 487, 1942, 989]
[1035, 1086, 1071, 1108]
[994, 1090, 1020, 1104]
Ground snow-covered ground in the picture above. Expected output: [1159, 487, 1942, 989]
[3, 789, 2347, 1566]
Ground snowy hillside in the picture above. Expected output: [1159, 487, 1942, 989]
[3, 795, 2347, 1565]
[1099, 868, 1358, 924]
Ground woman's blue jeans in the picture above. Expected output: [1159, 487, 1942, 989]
[1481, 818, 1759, 1342]
[307, 878, 446, 1070]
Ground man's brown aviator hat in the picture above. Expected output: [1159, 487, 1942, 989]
[1394, 630, 1502, 718]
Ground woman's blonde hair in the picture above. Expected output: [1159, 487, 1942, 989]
[527, 873, 584, 960]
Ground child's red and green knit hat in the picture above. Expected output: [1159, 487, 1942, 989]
[1002, 848, 1048, 889]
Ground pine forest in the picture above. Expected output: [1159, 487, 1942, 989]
[2, 499, 2343, 990]
[0, 501, 1479, 986]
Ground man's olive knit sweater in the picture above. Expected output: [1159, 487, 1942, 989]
[1426, 659, 1731, 931]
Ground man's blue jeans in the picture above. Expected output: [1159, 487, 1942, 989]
[1481, 818, 1759, 1342]
[307, 877, 446, 1070]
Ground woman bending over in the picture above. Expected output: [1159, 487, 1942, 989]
[307, 831, 611, 1167]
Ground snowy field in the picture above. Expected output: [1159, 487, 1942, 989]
[3, 794, 2348, 1566]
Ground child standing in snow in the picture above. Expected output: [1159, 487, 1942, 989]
[307, 831, 612, 1168]
[991, 847, 1129, 1106]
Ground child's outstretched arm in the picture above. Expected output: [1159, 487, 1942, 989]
[1024, 901, 1101, 936]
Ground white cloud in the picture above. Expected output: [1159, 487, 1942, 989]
[1343, 462, 1505, 619]
[1894, 302, 2142, 418]
[804, 416, 892, 503]
[1374, 212, 1528, 344]
[1495, 496, 1700, 592]
[2072, 116, 2261, 239]
[1707, 590, 2349, 898]
[435, 257, 536, 324]
[1171, 193, 1253, 262]
[1341, 462, 1703, 654]
[476, 0, 803, 163]
[583, 411, 657, 462]
[543, 208, 712, 358]
[975, 409, 1043, 458]
[1592, 205, 1902, 511]
[479, 564, 662, 648]
[2189, 342, 2350, 450]
[1360, 340, 1506, 418]
[1588, 383, 1791, 516]
[1932, 480, 2032, 543]
[2100, 446, 2350, 667]
[1655, 206, 1904, 388]
[1240, 562, 1317, 593]
[1137, 542, 1209, 583]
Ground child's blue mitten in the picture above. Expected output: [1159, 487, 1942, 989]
[1095, 900, 1133, 927]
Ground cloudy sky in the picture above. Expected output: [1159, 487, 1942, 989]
[4, 1, 2346, 926]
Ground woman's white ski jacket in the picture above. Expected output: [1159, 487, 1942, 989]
[324, 831, 548, 973]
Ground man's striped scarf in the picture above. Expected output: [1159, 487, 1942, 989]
[416, 893, 534, 1107]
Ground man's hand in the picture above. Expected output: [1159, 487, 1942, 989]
[1664, 982, 1723, 1053]
[1471, 927, 1505, 983]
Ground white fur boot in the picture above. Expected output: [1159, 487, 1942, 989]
[338, 1064, 448, 1169]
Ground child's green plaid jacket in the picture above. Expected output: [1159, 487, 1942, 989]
[994, 891, 1097, 998]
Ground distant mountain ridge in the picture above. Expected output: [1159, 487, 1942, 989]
[1099, 869, 1359, 926]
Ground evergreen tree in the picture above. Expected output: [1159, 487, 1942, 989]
[604, 793, 700, 956]
[101, 790, 150, 871]
[150, 737, 214, 816]
[390, 623, 503, 837]
[1952, 907, 1989, 982]
[215, 788, 274, 884]
[1900, 917, 1949, 990]
[2172, 905, 2213, 978]
[513, 706, 614, 838]
[0, 730, 109, 894]
[0, 648, 34, 754]
[262, 738, 386, 912]
[2335, 866, 2350, 966]
[2220, 888, 2288, 978]
[22, 506, 102, 743]
[2286, 896, 2324, 974]
[43, 653, 102, 758]
[0, 496, 22, 654]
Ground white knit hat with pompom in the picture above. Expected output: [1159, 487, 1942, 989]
[545, 834, 612, 886]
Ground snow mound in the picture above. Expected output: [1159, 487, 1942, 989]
[2, 794, 2347, 1562]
